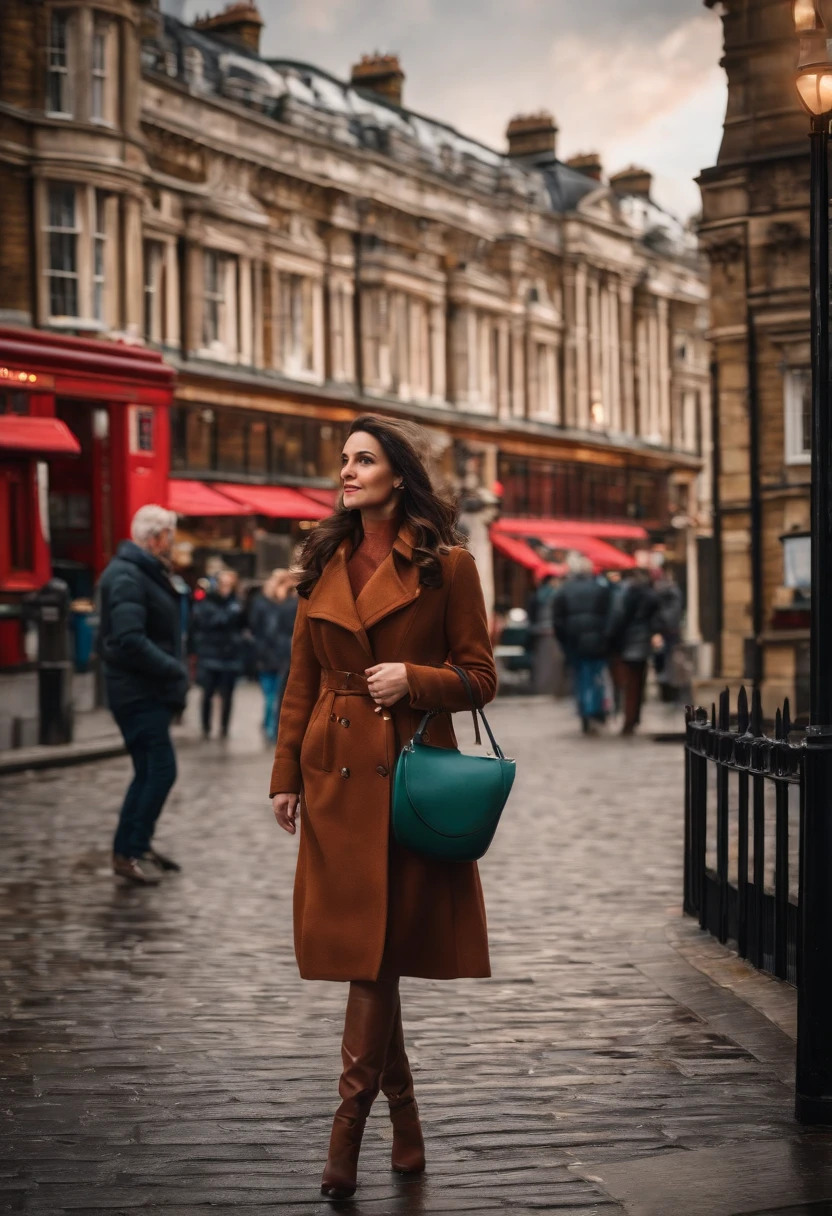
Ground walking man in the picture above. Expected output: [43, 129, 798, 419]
[98, 505, 188, 885]
[607, 568, 660, 737]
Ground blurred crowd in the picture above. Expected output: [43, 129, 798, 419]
[499, 559, 689, 737]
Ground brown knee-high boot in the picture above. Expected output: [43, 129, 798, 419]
[381, 993, 426, 1174]
[321, 978, 400, 1201]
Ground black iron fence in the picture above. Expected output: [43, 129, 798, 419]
[684, 688, 804, 985]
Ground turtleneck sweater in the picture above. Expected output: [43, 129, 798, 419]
[347, 516, 400, 600]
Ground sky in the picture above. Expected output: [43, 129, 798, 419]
[183, 0, 728, 220]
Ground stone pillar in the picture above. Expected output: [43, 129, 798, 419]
[619, 281, 635, 436]
[313, 278, 325, 382]
[429, 302, 445, 401]
[657, 296, 671, 445]
[122, 193, 143, 338]
[589, 272, 602, 420]
[185, 241, 203, 356]
[239, 255, 252, 367]
[574, 264, 590, 429]
[648, 305, 661, 441]
[608, 279, 621, 432]
[165, 239, 180, 349]
[686, 525, 701, 645]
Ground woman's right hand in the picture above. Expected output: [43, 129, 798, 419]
[272, 792, 300, 835]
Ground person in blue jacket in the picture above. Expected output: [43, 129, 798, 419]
[190, 567, 246, 741]
[97, 505, 188, 886]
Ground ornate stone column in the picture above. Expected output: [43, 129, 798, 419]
[619, 280, 636, 436]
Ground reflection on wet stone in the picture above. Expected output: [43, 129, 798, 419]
[0, 689, 804, 1213]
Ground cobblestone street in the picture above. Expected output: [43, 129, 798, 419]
[0, 690, 825, 1214]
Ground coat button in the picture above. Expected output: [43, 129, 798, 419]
[376, 765, 389, 777]
[339, 718, 350, 728]
[340, 767, 350, 779]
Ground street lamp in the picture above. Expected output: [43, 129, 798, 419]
[792, 0, 832, 1126]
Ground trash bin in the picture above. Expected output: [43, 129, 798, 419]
[70, 598, 99, 674]
[25, 579, 74, 746]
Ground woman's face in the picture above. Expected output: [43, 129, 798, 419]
[340, 431, 402, 513]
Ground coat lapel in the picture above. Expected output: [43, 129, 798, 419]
[307, 540, 373, 663]
[356, 525, 422, 647]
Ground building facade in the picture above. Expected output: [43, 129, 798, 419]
[699, 0, 813, 715]
[1, 0, 711, 642]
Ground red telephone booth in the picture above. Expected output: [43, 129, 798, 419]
[0, 328, 174, 667]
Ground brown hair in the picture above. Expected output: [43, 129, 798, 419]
[295, 414, 464, 599]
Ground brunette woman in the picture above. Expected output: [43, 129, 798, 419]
[271, 415, 497, 1201]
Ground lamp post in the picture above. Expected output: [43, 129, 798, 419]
[793, 0, 832, 1125]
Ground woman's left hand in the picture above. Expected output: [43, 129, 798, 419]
[365, 662, 409, 709]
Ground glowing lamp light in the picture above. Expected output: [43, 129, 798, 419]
[797, 66, 832, 114]
[0, 367, 38, 384]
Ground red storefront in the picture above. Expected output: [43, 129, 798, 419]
[0, 327, 174, 666]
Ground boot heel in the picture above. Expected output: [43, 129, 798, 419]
[321, 1113, 366, 1199]
[390, 1098, 426, 1174]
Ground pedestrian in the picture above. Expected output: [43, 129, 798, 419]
[552, 555, 612, 733]
[527, 573, 561, 694]
[653, 568, 685, 701]
[97, 505, 188, 886]
[190, 567, 245, 741]
[270, 413, 497, 1201]
[249, 569, 298, 743]
[607, 568, 661, 736]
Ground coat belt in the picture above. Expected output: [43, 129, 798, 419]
[320, 668, 372, 695]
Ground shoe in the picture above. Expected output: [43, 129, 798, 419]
[381, 995, 426, 1175]
[321, 979, 400, 1200]
[143, 847, 181, 873]
[113, 855, 160, 886]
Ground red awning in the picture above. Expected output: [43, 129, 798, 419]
[564, 536, 636, 571]
[491, 532, 567, 579]
[493, 517, 648, 542]
[216, 483, 330, 520]
[0, 416, 81, 456]
[168, 480, 252, 517]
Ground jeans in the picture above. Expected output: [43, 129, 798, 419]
[200, 668, 237, 737]
[111, 701, 177, 859]
[258, 672, 284, 741]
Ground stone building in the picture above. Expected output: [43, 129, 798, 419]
[0, 0, 711, 640]
[700, 0, 813, 714]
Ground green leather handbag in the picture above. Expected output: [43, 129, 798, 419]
[392, 666, 516, 863]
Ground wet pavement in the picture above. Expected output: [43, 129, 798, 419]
[0, 687, 829, 1214]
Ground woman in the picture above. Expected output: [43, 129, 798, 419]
[271, 415, 497, 1201]
[191, 567, 245, 740]
[249, 570, 299, 743]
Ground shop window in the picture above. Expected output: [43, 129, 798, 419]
[216, 411, 247, 474]
[46, 184, 79, 320]
[785, 367, 811, 465]
[46, 11, 73, 117]
[248, 419, 269, 477]
[0, 392, 30, 416]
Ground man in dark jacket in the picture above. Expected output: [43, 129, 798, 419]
[553, 558, 612, 732]
[98, 505, 188, 885]
[606, 569, 660, 736]
[190, 568, 245, 740]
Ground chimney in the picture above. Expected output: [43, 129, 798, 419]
[566, 152, 603, 182]
[192, 1, 264, 53]
[609, 165, 653, 199]
[506, 112, 558, 161]
[351, 53, 405, 107]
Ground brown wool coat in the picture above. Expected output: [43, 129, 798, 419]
[270, 527, 497, 983]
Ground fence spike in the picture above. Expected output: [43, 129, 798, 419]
[775, 707, 783, 741]
[751, 688, 763, 737]
[720, 687, 730, 731]
[783, 698, 792, 737]
[711, 702, 717, 730]
[737, 686, 749, 733]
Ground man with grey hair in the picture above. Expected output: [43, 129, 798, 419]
[97, 504, 189, 884]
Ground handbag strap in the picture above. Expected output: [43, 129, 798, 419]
[412, 665, 505, 760]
